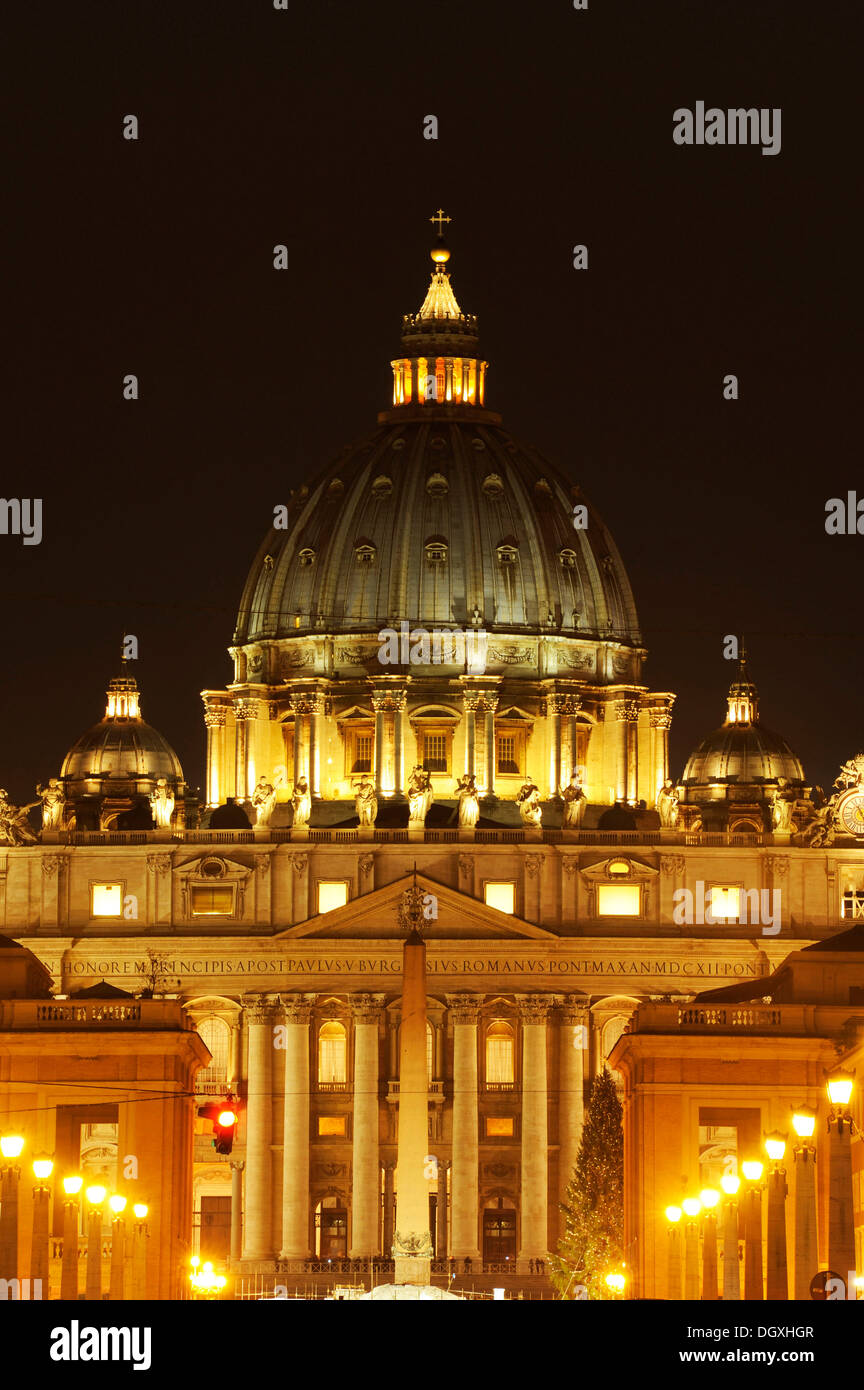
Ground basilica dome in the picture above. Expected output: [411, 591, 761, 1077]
[233, 233, 641, 662]
[681, 663, 805, 789]
[62, 675, 184, 783]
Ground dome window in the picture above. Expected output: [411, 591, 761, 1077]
[326, 479, 344, 500]
[354, 542, 377, 566]
[426, 472, 449, 497]
[472, 437, 486, 451]
[372, 475, 393, 497]
[482, 474, 504, 499]
[496, 542, 519, 565]
[298, 548, 315, 567]
[558, 548, 577, 568]
[534, 479, 553, 498]
[424, 538, 448, 565]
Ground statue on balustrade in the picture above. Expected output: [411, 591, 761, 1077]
[37, 778, 65, 829]
[149, 777, 175, 829]
[560, 772, 585, 828]
[516, 776, 542, 827]
[291, 775, 311, 826]
[0, 789, 39, 845]
[252, 776, 277, 826]
[407, 765, 433, 824]
[770, 778, 795, 833]
[657, 779, 680, 828]
[353, 774, 378, 826]
[455, 773, 479, 828]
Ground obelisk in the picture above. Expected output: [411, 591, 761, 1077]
[392, 881, 433, 1284]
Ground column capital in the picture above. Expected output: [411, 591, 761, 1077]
[649, 708, 673, 730]
[350, 992, 387, 1023]
[234, 698, 261, 722]
[614, 698, 641, 724]
[446, 993, 484, 1024]
[280, 993, 317, 1024]
[558, 996, 589, 1024]
[229, 1160, 246, 1173]
[370, 687, 406, 712]
[515, 994, 555, 1024]
[203, 703, 228, 728]
[461, 691, 481, 712]
[478, 693, 499, 714]
[242, 993, 281, 1024]
[545, 693, 580, 716]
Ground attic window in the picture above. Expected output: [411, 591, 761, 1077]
[298, 548, 315, 566]
[326, 480, 344, 500]
[355, 543, 376, 565]
[534, 479, 553, 497]
[372, 475, 393, 497]
[426, 472, 449, 497]
[425, 540, 448, 564]
[497, 544, 518, 565]
[482, 474, 504, 499]
[558, 549, 577, 568]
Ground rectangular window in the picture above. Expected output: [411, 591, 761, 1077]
[317, 881, 349, 914]
[423, 733, 448, 773]
[191, 886, 234, 916]
[708, 885, 741, 921]
[484, 882, 515, 915]
[486, 1116, 514, 1138]
[597, 884, 641, 917]
[91, 883, 123, 917]
[344, 725, 375, 776]
[496, 729, 526, 776]
[842, 890, 864, 920]
[318, 1115, 346, 1137]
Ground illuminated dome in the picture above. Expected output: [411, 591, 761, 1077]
[62, 675, 184, 783]
[681, 661, 805, 788]
[234, 220, 641, 667]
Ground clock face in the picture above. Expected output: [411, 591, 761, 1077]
[840, 793, 864, 837]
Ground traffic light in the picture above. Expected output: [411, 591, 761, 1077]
[198, 1095, 239, 1155]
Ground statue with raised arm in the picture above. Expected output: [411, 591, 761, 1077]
[657, 779, 680, 829]
[149, 777, 175, 829]
[561, 772, 586, 828]
[37, 778, 65, 829]
[0, 789, 39, 846]
[407, 765, 433, 825]
[251, 776, 277, 826]
[770, 778, 794, 833]
[455, 773, 479, 828]
[353, 774, 378, 827]
[291, 775, 311, 826]
[516, 776, 543, 827]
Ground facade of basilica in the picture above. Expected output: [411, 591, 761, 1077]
[1, 221, 862, 1297]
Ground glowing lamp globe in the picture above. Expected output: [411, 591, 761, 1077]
[764, 1132, 787, 1163]
[682, 1197, 701, 1218]
[109, 1195, 127, 1215]
[0, 1134, 25, 1160]
[85, 1184, 107, 1206]
[791, 1107, 817, 1139]
[605, 1272, 626, 1292]
[63, 1175, 84, 1196]
[742, 1161, 764, 1182]
[826, 1072, 854, 1108]
[720, 1174, 740, 1196]
[665, 1205, 682, 1224]
[699, 1188, 720, 1209]
[32, 1157, 54, 1182]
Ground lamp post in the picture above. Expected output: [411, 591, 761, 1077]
[131, 1203, 149, 1300]
[699, 1188, 720, 1301]
[825, 1070, 857, 1293]
[791, 1106, 817, 1302]
[61, 1176, 83, 1301]
[664, 1205, 683, 1300]
[720, 1174, 741, 1301]
[604, 1270, 627, 1299]
[682, 1197, 701, 1299]
[108, 1196, 127, 1301]
[741, 1160, 764, 1300]
[763, 1133, 788, 1300]
[84, 1185, 106, 1300]
[30, 1156, 54, 1295]
[0, 1134, 25, 1284]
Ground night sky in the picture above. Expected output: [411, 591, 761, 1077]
[4, 0, 861, 805]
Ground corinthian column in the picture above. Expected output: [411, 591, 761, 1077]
[203, 704, 226, 807]
[558, 999, 587, 1229]
[308, 696, 324, 799]
[461, 691, 479, 780]
[517, 994, 552, 1261]
[234, 700, 258, 803]
[649, 706, 673, 806]
[280, 994, 314, 1260]
[372, 693, 388, 797]
[481, 696, 498, 800]
[392, 689, 407, 798]
[350, 994, 384, 1257]
[447, 994, 483, 1260]
[242, 995, 279, 1261]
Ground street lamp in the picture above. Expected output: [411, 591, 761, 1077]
[699, 1188, 720, 1301]
[664, 1206, 683, 1301]
[741, 1160, 764, 1301]
[763, 1133, 788, 1301]
[720, 1175, 741, 1301]
[825, 1070, 857, 1291]
[61, 1176, 83, 1301]
[30, 1156, 54, 1294]
[791, 1106, 817, 1303]
[84, 1184, 106, 1301]
[682, 1197, 701, 1299]
[131, 1203, 149, 1300]
[604, 1270, 626, 1298]
[0, 1134, 25, 1285]
[108, 1195, 127, 1301]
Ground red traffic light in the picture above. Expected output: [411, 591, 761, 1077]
[198, 1095, 240, 1155]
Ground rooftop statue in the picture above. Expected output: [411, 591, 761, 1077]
[0, 789, 39, 846]
[291, 776, 311, 826]
[516, 777, 542, 827]
[37, 778, 65, 829]
[454, 773, 479, 828]
[353, 774, 378, 827]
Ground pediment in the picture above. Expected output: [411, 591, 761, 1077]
[279, 873, 555, 941]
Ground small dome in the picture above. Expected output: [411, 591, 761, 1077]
[682, 659, 805, 788]
[61, 675, 183, 783]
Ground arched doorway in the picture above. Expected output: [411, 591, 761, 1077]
[482, 1197, 517, 1266]
[314, 1195, 348, 1259]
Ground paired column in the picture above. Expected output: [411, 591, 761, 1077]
[204, 705, 226, 806]
[242, 995, 279, 1260]
[462, 692, 479, 779]
[308, 695, 325, 799]
[234, 699, 259, 803]
[392, 690, 407, 797]
[517, 995, 552, 1261]
[372, 693, 388, 797]
[557, 1001, 587, 1220]
[290, 697, 304, 786]
[280, 994, 314, 1260]
[350, 994, 384, 1256]
[447, 994, 483, 1259]
[481, 695, 498, 798]
[436, 1159, 450, 1258]
[546, 694, 572, 798]
[230, 1161, 245, 1264]
[649, 706, 673, 806]
[613, 698, 639, 804]
[382, 1162, 396, 1257]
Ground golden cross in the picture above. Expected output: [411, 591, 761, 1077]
[430, 208, 451, 236]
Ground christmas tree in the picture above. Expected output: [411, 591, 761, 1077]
[551, 1067, 624, 1299]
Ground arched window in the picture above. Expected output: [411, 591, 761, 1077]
[318, 1020, 347, 1085]
[197, 1016, 230, 1083]
[427, 1021, 435, 1083]
[485, 1021, 514, 1086]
